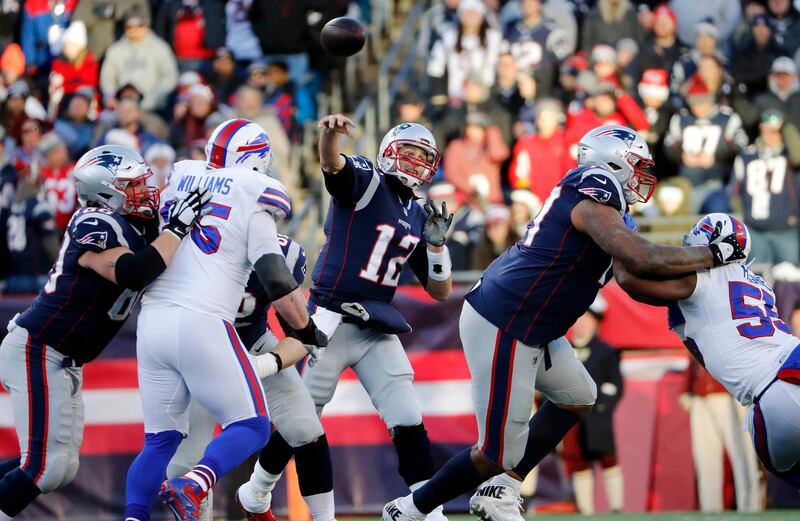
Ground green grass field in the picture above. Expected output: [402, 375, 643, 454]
[351, 513, 800, 521]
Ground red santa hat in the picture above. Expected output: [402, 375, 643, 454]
[638, 68, 669, 102]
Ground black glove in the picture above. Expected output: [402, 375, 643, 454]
[423, 201, 454, 247]
[276, 313, 329, 348]
[165, 187, 212, 239]
[707, 220, 747, 266]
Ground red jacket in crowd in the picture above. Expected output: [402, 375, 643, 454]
[508, 129, 572, 202]
[564, 92, 650, 154]
[40, 163, 77, 230]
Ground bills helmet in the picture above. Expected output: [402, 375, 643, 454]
[206, 118, 273, 175]
[376, 122, 440, 188]
[73, 144, 158, 217]
[577, 124, 656, 204]
[684, 213, 751, 264]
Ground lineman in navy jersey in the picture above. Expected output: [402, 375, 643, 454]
[0, 145, 210, 520]
[236, 115, 454, 521]
[384, 125, 752, 521]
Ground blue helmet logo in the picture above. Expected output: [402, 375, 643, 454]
[594, 128, 637, 147]
[84, 153, 124, 172]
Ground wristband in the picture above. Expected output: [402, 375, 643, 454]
[254, 351, 282, 378]
[427, 246, 452, 282]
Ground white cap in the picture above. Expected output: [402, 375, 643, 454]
[105, 129, 140, 151]
[63, 20, 87, 50]
[458, 0, 486, 17]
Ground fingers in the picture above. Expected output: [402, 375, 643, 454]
[318, 114, 355, 136]
[440, 201, 448, 219]
[424, 201, 434, 217]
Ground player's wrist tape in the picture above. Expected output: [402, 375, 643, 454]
[254, 351, 283, 378]
[427, 246, 452, 282]
[114, 246, 167, 290]
[295, 318, 328, 347]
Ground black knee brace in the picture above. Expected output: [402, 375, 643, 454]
[295, 434, 334, 497]
[390, 423, 436, 486]
[258, 430, 295, 475]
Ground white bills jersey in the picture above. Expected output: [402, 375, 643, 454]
[671, 263, 798, 404]
[143, 160, 290, 321]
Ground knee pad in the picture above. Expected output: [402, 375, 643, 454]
[32, 451, 73, 493]
[390, 424, 436, 486]
[58, 457, 80, 489]
[381, 392, 423, 429]
[547, 370, 597, 407]
[280, 415, 325, 448]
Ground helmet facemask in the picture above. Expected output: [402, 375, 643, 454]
[383, 140, 440, 188]
[625, 152, 656, 203]
[114, 170, 160, 218]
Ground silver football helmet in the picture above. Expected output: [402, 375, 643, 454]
[376, 122, 440, 188]
[73, 144, 159, 217]
[576, 124, 656, 204]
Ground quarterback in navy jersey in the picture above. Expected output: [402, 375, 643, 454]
[384, 125, 752, 521]
[0, 145, 210, 519]
[236, 114, 454, 521]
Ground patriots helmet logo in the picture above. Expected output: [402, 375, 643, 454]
[83, 153, 124, 172]
[594, 127, 637, 147]
[235, 133, 271, 164]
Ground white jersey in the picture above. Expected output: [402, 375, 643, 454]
[672, 263, 798, 405]
[143, 160, 290, 321]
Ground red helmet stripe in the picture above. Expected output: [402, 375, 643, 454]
[209, 119, 249, 168]
[734, 217, 747, 249]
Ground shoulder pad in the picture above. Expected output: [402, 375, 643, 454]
[576, 167, 627, 213]
[348, 155, 374, 173]
[70, 207, 130, 252]
[256, 176, 291, 221]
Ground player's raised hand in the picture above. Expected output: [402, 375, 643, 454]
[318, 113, 355, 137]
[165, 186, 213, 240]
[423, 201, 454, 247]
[707, 220, 747, 266]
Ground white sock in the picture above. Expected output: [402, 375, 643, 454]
[305, 490, 336, 521]
[602, 465, 624, 512]
[398, 494, 424, 516]
[572, 469, 595, 515]
[185, 464, 216, 493]
[490, 472, 522, 495]
[250, 461, 282, 495]
[410, 480, 445, 517]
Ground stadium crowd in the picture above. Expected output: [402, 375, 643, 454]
[2, 0, 800, 290]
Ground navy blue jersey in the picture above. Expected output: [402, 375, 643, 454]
[16, 207, 158, 363]
[235, 234, 306, 350]
[466, 166, 627, 346]
[310, 155, 429, 333]
[6, 193, 56, 278]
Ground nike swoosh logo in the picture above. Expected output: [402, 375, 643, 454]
[594, 176, 607, 184]
[84, 219, 99, 226]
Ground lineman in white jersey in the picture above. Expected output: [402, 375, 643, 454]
[615, 213, 800, 488]
[124, 119, 329, 521]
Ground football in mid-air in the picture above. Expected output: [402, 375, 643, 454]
[320, 17, 366, 57]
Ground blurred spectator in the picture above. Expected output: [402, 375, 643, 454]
[443, 111, 510, 204]
[100, 6, 179, 112]
[580, 0, 644, 54]
[695, 54, 750, 114]
[393, 90, 434, 130]
[189, 138, 207, 161]
[556, 53, 588, 106]
[72, 0, 151, 59]
[670, 0, 742, 46]
[96, 98, 160, 154]
[248, 0, 321, 85]
[103, 128, 140, 150]
[1, 82, 33, 142]
[171, 83, 217, 150]
[426, 181, 483, 271]
[491, 52, 525, 129]
[587, 44, 622, 88]
[508, 98, 569, 201]
[145, 143, 176, 190]
[638, 69, 675, 177]
[38, 132, 76, 233]
[3, 159, 58, 295]
[744, 57, 800, 130]
[563, 296, 624, 515]
[225, 0, 263, 64]
[503, 0, 570, 97]
[12, 118, 45, 169]
[0, 43, 25, 93]
[54, 87, 95, 159]
[208, 48, 240, 104]
[232, 85, 292, 187]
[438, 73, 513, 149]
[513, 71, 539, 137]
[155, 0, 226, 74]
[418, 0, 460, 60]
[731, 109, 800, 264]
[565, 77, 649, 157]
[20, 0, 77, 78]
[470, 204, 520, 269]
[767, 0, 800, 56]
[681, 358, 762, 512]
[509, 188, 541, 236]
[0, 129, 15, 284]
[427, 0, 503, 102]
[615, 38, 640, 91]
[732, 15, 783, 97]
[263, 61, 297, 141]
[639, 4, 684, 74]
[0, 3, 20, 50]
[671, 22, 723, 101]
[664, 76, 748, 212]
[48, 21, 100, 118]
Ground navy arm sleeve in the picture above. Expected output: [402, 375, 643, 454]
[323, 155, 378, 206]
